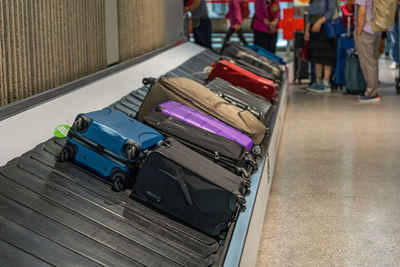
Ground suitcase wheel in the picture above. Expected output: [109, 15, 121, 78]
[251, 145, 261, 156]
[123, 141, 141, 161]
[60, 143, 76, 162]
[111, 170, 130, 191]
[73, 115, 89, 132]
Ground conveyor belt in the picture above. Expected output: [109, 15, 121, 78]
[110, 49, 220, 117]
[0, 49, 229, 267]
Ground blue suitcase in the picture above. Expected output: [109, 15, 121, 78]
[244, 44, 285, 65]
[334, 34, 354, 86]
[60, 108, 164, 191]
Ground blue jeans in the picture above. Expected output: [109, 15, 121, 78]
[391, 22, 399, 62]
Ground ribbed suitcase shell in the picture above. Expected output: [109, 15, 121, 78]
[132, 138, 245, 237]
[234, 58, 279, 84]
[206, 78, 274, 126]
[143, 112, 257, 177]
[136, 76, 267, 145]
[207, 59, 278, 104]
[245, 44, 285, 65]
[63, 108, 163, 185]
[222, 42, 284, 80]
[156, 101, 253, 152]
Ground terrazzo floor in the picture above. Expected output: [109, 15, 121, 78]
[256, 59, 400, 267]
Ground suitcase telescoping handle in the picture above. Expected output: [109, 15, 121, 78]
[347, 14, 353, 38]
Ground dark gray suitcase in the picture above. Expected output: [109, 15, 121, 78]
[143, 111, 257, 179]
[132, 138, 246, 238]
[206, 78, 274, 126]
[222, 42, 284, 81]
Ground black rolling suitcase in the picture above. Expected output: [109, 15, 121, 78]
[143, 111, 257, 179]
[132, 138, 246, 238]
[294, 31, 311, 84]
[222, 42, 284, 81]
[206, 78, 274, 125]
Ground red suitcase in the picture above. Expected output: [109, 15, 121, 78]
[207, 59, 278, 104]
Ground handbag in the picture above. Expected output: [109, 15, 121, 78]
[324, 0, 346, 38]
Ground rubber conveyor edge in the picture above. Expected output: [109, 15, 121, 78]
[0, 48, 288, 267]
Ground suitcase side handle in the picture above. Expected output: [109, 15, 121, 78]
[142, 77, 157, 86]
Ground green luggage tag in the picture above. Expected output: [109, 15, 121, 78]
[54, 124, 70, 138]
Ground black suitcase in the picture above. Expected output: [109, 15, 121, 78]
[143, 111, 257, 179]
[206, 78, 274, 126]
[132, 138, 246, 238]
[222, 42, 284, 81]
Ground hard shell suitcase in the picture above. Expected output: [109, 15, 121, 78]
[244, 44, 285, 65]
[207, 59, 278, 104]
[334, 16, 355, 86]
[206, 78, 274, 126]
[132, 138, 246, 237]
[334, 34, 354, 86]
[143, 112, 257, 178]
[233, 57, 280, 85]
[136, 76, 267, 145]
[60, 108, 164, 191]
[155, 100, 254, 152]
[222, 42, 284, 80]
[344, 49, 366, 94]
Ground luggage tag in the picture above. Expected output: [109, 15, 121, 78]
[53, 124, 71, 138]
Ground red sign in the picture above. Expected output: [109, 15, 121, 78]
[278, 8, 304, 40]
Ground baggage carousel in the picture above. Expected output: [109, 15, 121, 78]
[0, 42, 288, 267]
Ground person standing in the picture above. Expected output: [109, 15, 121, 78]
[221, 0, 248, 52]
[252, 0, 281, 53]
[304, 0, 338, 93]
[354, 0, 382, 102]
[184, 0, 212, 49]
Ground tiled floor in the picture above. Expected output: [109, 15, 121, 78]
[256, 60, 400, 266]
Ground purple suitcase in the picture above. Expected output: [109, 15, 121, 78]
[154, 100, 253, 151]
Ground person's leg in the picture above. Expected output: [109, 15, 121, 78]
[265, 33, 278, 53]
[323, 65, 332, 85]
[392, 22, 399, 63]
[236, 28, 248, 45]
[221, 28, 235, 52]
[355, 31, 380, 97]
[254, 30, 268, 51]
[263, 33, 277, 53]
[193, 25, 202, 46]
[315, 63, 323, 83]
[203, 17, 212, 49]
[378, 37, 385, 57]
[385, 32, 392, 57]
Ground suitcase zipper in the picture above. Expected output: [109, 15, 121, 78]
[149, 123, 258, 177]
[155, 127, 241, 168]
[159, 78, 260, 137]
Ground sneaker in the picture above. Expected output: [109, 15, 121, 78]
[390, 62, 398, 69]
[307, 82, 331, 93]
[356, 94, 380, 102]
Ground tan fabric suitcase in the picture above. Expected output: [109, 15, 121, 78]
[136, 77, 267, 144]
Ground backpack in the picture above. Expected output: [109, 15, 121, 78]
[370, 0, 397, 32]
[241, 0, 250, 19]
